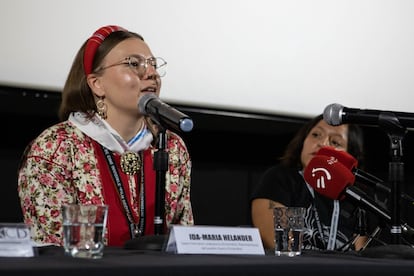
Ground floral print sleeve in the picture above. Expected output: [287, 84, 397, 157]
[165, 131, 194, 226]
[17, 121, 103, 245]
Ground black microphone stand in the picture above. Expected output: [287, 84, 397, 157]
[124, 126, 168, 251]
[361, 112, 414, 258]
[380, 112, 407, 244]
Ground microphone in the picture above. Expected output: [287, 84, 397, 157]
[304, 154, 355, 201]
[315, 147, 391, 195]
[353, 168, 390, 194]
[316, 146, 358, 170]
[347, 185, 414, 246]
[138, 93, 194, 132]
[323, 103, 414, 129]
[304, 154, 390, 221]
[316, 147, 414, 203]
[304, 153, 414, 240]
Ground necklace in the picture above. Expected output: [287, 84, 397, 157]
[102, 146, 146, 238]
[120, 151, 141, 175]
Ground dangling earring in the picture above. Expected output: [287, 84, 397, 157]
[96, 97, 107, 119]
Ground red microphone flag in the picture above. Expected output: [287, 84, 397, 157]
[304, 154, 355, 200]
[316, 146, 358, 170]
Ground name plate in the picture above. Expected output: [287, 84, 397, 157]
[0, 223, 34, 257]
[165, 225, 265, 255]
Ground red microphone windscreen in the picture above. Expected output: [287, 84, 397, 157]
[316, 146, 358, 170]
[304, 155, 356, 200]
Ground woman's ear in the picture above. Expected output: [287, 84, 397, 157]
[86, 74, 105, 97]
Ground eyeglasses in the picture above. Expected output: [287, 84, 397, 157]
[96, 55, 167, 78]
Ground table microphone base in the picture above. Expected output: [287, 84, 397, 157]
[360, 244, 414, 259]
[124, 235, 167, 251]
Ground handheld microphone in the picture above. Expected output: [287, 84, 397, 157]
[315, 147, 390, 194]
[138, 93, 194, 132]
[304, 154, 355, 200]
[316, 146, 358, 170]
[315, 147, 414, 203]
[304, 154, 390, 221]
[353, 168, 390, 194]
[323, 103, 414, 129]
[304, 152, 414, 240]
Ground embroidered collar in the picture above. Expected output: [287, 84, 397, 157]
[69, 112, 153, 154]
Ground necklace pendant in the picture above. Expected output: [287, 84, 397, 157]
[120, 151, 141, 175]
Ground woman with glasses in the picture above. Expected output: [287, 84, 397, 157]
[18, 25, 194, 247]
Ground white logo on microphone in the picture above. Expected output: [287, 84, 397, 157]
[311, 167, 332, 189]
[326, 156, 338, 165]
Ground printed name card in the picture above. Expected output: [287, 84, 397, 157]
[0, 223, 34, 257]
[165, 225, 265, 255]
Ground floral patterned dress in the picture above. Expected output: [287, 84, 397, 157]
[17, 118, 193, 246]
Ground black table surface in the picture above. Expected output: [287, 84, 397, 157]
[1, 245, 414, 276]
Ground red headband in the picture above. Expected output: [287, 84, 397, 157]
[83, 25, 127, 75]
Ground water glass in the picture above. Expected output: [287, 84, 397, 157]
[62, 204, 108, 259]
[273, 207, 305, 257]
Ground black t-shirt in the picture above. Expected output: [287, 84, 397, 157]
[251, 164, 362, 251]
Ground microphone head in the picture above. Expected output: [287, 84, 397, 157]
[138, 92, 157, 115]
[323, 103, 344, 126]
[304, 155, 355, 200]
[180, 118, 194, 132]
[316, 146, 358, 170]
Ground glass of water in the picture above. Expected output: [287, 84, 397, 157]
[62, 204, 108, 259]
[273, 207, 305, 257]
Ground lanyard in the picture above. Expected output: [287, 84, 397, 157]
[303, 171, 340, 250]
[311, 196, 339, 250]
[101, 146, 145, 238]
[327, 200, 340, 250]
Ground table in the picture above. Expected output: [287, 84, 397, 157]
[1, 245, 414, 276]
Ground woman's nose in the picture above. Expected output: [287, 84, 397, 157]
[318, 137, 330, 147]
[140, 61, 158, 80]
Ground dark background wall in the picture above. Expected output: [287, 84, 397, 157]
[1, 85, 414, 237]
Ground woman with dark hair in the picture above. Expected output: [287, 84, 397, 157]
[18, 25, 193, 247]
[251, 114, 367, 251]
